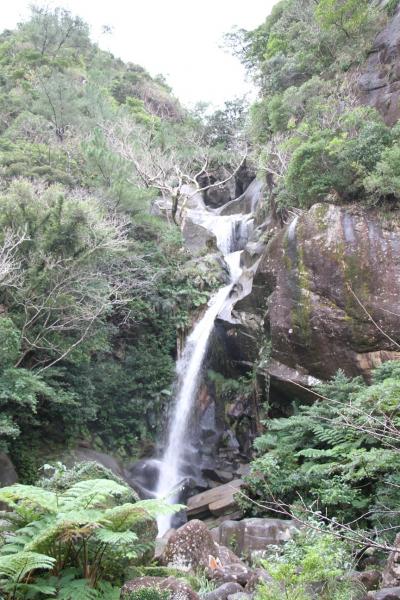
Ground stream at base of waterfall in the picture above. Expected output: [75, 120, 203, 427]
[155, 199, 254, 536]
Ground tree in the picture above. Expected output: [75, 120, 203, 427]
[101, 118, 247, 224]
[0, 180, 132, 370]
[0, 467, 180, 597]
[19, 6, 90, 62]
[316, 0, 371, 38]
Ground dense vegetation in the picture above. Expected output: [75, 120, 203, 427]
[226, 1, 400, 597]
[0, 6, 232, 475]
[0, 461, 181, 599]
[228, 0, 400, 210]
[242, 362, 400, 528]
[1, 1, 400, 598]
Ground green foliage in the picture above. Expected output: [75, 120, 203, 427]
[0, 5, 221, 461]
[316, 0, 370, 38]
[0, 469, 182, 598]
[242, 362, 400, 528]
[255, 526, 363, 600]
[229, 0, 394, 211]
[124, 589, 170, 600]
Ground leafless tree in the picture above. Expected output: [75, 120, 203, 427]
[101, 118, 247, 224]
[0, 229, 28, 288]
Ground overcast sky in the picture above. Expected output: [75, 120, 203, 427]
[1, 0, 278, 108]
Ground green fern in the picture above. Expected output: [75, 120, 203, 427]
[0, 551, 55, 580]
[0, 485, 57, 514]
[95, 529, 138, 545]
[0, 474, 183, 597]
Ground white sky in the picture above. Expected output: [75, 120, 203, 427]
[0, 0, 277, 109]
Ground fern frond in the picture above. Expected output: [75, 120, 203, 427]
[0, 551, 55, 581]
[133, 498, 185, 517]
[0, 485, 57, 513]
[56, 577, 100, 600]
[95, 528, 138, 545]
[3, 581, 56, 596]
[1, 516, 53, 555]
[61, 479, 131, 510]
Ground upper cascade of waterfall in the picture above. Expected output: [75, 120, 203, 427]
[155, 193, 254, 536]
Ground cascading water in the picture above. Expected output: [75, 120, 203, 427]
[155, 207, 250, 535]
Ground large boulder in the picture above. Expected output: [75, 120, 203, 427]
[382, 534, 400, 587]
[203, 582, 244, 600]
[359, 6, 400, 125]
[181, 217, 218, 256]
[120, 576, 199, 600]
[207, 563, 252, 587]
[160, 519, 251, 583]
[0, 454, 17, 488]
[367, 588, 400, 600]
[161, 519, 219, 570]
[186, 480, 243, 520]
[213, 518, 299, 559]
[225, 204, 400, 399]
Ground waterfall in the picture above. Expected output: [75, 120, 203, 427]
[155, 211, 246, 536]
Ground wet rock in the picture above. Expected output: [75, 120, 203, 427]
[359, 6, 400, 125]
[199, 164, 256, 210]
[161, 519, 218, 569]
[219, 180, 264, 216]
[124, 458, 161, 497]
[182, 216, 217, 256]
[382, 534, 400, 587]
[225, 204, 400, 398]
[120, 576, 199, 600]
[367, 588, 400, 599]
[0, 454, 17, 488]
[214, 518, 299, 559]
[186, 480, 243, 519]
[68, 448, 125, 479]
[202, 582, 244, 600]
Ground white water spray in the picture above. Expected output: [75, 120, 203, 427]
[156, 210, 249, 535]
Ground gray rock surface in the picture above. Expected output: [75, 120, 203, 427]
[245, 568, 273, 593]
[186, 480, 243, 519]
[367, 588, 400, 599]
[224, 204, 400, 398]
[214, 518, 299, 558]
[182, 217, 217, 256]
[0, 453, 18, 487]
[382, 534, 400, 587]
[203, 582, 243, 600]
[208, 562, 252, 586]
[359, 6, 400, 125]
[227, 594, 252, 600]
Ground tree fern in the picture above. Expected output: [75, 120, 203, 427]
[95, 529, 138, 546]
[0, 485, 57, 514]
[0, 551, 55, 580]
[0, 473, 183, 597]
[61, 479, 132, 510]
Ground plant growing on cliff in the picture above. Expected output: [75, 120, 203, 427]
[241, 362, 400, 544]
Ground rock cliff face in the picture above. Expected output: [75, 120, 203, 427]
[224, 203, 400, 401]
[359, 5, 400, 125]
